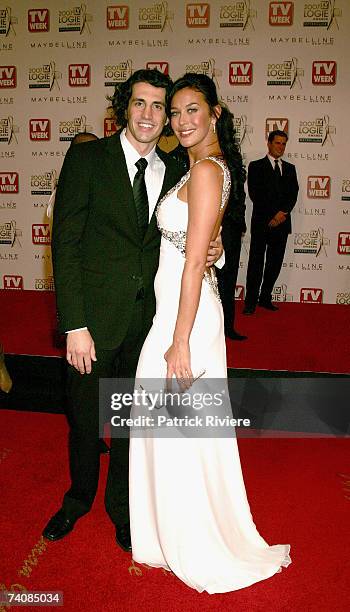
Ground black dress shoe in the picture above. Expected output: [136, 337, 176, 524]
[115, 524, 132, 552]
[243, 305, 255, 315]
[99, 440, 110, 454]
[42, 510, 77, 542]
[225, 329, 248, 341]
[258, 301, 278, 311]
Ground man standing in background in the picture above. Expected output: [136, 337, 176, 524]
[243, 130, 299, 315]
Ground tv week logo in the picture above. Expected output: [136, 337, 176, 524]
[338, 232, 350, 255]
[68, 65, 90, 87]
[234, 285, 244, 300]
[265, 118, 289, 139]
[300, 288, 323, 303]
[312, 61, 336, 85]
[32, 224, 51, 245]
[29, 119, 51, 141]
[229, 62, 253, 85]
[3, 275, 23, 290]
[107, 6, 129, 29]
[0, 172, 19, 193]
[0, 66, 16, 88]
[186, 4, 210, 27]
[28, 9, 50, 32]
[146, 62, 169, 75]
[104, 118, 117, 138]
[307, 176, 330, 199]
[269, 2, 293, 25]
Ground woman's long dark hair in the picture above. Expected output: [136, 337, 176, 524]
[168, 73, 246, 209]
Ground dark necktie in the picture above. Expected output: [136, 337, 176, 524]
[133, 158, 149, 238]
[274, 158, 282, 178]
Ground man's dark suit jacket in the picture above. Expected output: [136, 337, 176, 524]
[247, 156, 298, 234]
[52, 132, 183, 350]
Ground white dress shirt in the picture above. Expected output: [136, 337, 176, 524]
[267, 153, 283, 174]
[120, 128, 165, 220]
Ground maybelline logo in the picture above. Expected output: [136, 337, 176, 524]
[0, 172, 18, 193]
[69, 64, 90, 86]
[338, 232, 350, 255]
[32, 224, 51, 245]
[0, 220, 22, 246]
[35, 276, 54, 290]
[300, 288, 323, 303]
[294, 228, 330, 256]
[104, 117, 117, 137]
[146, 61, 169, 74]
[185, 59, 221, 89]
[139, 2, 174, 31]
[107, 6, 129, 30]
[269, 2, 293, 25]
[272, 284, 293, 302]
[307, 176, 330, 198]
[0, 7, 17, 36]
[104, 61, 133, 86]
[341, 180, 350, 202]
[336, 292, 350, 305]
[265, 118, 289, 139]
[3, 274, 23, 289]
[28, 8, 50, 32]
[186, 3, 210, 27]
[0, 116, 18, 144]
[303, 1, 341, 29]
[220, 1, 257, 30]
[267, 57, 304, 88]
[30, 170, 57, 196]
[59, 116, 93, 141]
[229, 62, 252, 85]
[0, 66, 16, 88]
[298, 115, 335, 145]
[29, 119, 51, 141]
[233, 115, 253, 145]
[28, 62, 62, 91]
[58, 4, 92, 34]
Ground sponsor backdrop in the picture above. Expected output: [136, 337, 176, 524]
[0, 0, 349, 305]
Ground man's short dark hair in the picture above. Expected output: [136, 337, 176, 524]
[268, 130, 288, 143]
[108, 69, 173, 132]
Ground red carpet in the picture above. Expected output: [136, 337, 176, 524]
[1, 290, 349, 373]
[0, 410, 349, 611]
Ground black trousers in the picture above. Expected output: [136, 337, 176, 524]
[245, 225, 288, 307]
[62, 296, 149, 527]
[217, 223, 243, 332]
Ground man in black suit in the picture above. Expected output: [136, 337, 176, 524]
[217, 171, 247, 340]
[243, 130, 298, 315]
[43, 70, 220, 551]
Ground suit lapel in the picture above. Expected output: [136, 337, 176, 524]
[103, 133, 139, 233]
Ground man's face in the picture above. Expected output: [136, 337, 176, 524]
[268, 135, 287, 159]
[125, 82, 168, 152]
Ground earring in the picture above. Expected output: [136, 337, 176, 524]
[212, 123, 216, 134]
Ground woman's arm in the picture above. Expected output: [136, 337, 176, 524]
[165, 159, 224, 384]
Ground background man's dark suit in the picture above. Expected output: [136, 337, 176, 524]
[52, 132, 182, 527]
[245, 156, 298, 308]
[217, 176, 246, 337]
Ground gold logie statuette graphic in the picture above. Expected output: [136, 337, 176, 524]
[0, 7, 18, 36]
[220, 0, 257, 30]
[139, 1, 174, 32]
[0, 116, 18, 145]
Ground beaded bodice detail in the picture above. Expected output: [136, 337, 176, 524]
[156, 157, 231, 301]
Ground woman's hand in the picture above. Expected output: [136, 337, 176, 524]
[164, 339, 193, 390]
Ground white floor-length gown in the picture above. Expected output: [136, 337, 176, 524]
[129, 157, 290, 593]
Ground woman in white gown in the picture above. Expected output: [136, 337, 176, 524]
[129, 73, 290, 593]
